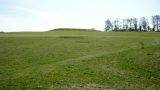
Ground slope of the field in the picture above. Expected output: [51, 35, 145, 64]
[0, 30, 160, 89]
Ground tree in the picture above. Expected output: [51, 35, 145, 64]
[132, 18, 138, 31]
[122, 19, 128, 31]
[127, 19, 131, 30]
[139, 26, 142, 31]
[127, 18, 138, 31]
[105, 19, 113, 31]
[113, 18, 120, 31]
[148, 26, 150, 31]
[105, 15, 159, 32]
[152, 15, 160, 31]
[139, 17, 148, 31]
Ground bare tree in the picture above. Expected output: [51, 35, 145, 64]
[139, 17, 148, 31]
[127, 19, 132, 30]
[139, 26, 142, 31]
[132, 18, 138, 31]
[113, 18, 120, 31]
[105, 15, 159, 32]
[123, 19, 128, 31]
[126, 18, 138, 31]
[152, 15, 160, 31]
[105, 19, 113, 31]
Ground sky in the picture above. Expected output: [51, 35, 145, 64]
[0, 0, 160, 32]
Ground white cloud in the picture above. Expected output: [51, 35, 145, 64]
[0, 6, 69, 32]
[11, 6, 66, 22]
[0, 12, 104, 32]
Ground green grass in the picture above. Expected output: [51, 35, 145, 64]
[0, 30, 160, 89]
[50, 28, 100, 32]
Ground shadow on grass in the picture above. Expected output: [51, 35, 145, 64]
[59, 36, 85, 39]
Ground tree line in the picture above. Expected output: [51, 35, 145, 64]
[105, 15, 160, 32]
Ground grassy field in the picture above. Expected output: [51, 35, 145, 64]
[0, 29, 160, 89]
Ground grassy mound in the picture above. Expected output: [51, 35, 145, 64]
[49, 28, 99, 32]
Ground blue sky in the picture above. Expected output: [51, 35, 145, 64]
[0, 0, 160, 32]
